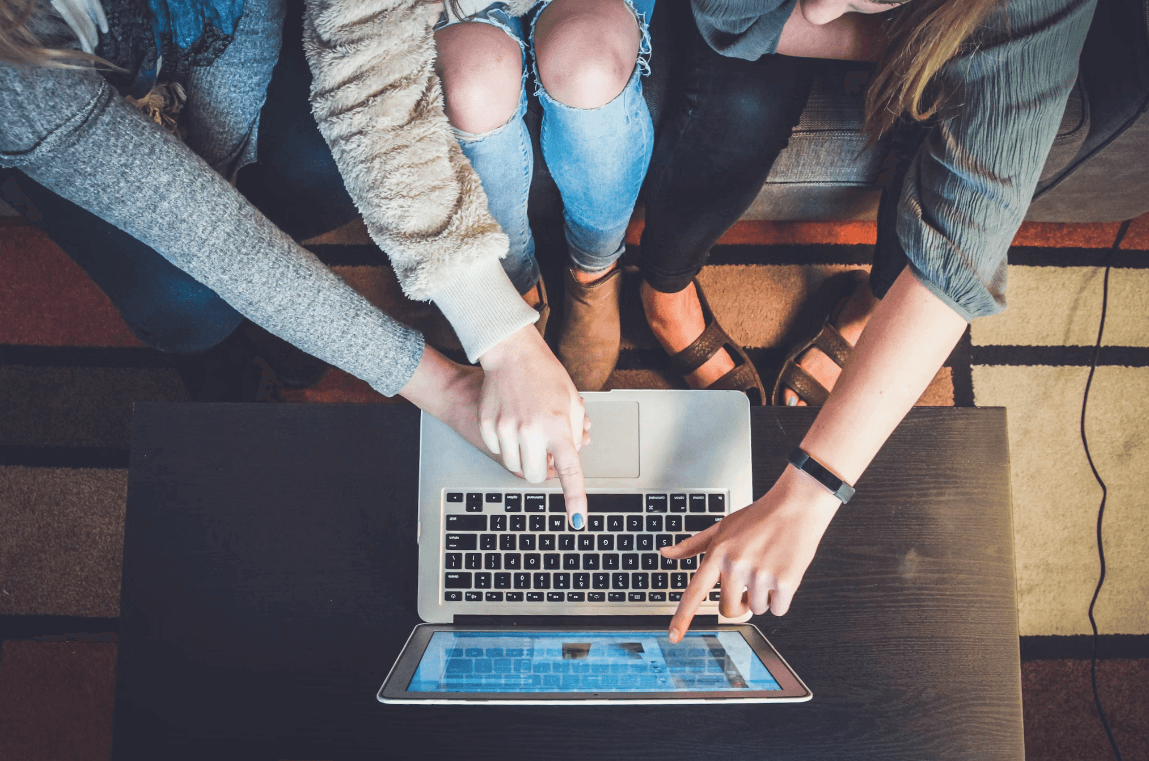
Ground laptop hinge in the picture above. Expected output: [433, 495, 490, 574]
[453, 614, 715, 628]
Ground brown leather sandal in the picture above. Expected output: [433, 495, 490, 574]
[772, 269, 868, 406]
[664, 278, 767, 405]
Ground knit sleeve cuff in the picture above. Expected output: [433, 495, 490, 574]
[428, 257, 538, 363]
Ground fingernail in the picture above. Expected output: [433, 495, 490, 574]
[786, 395, 797, 407]
[571, 513, 585, 530]
[669, 628, 680, 642]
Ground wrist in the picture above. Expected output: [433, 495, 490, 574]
[477, 324, 542, 370]
[398, 344, 463, 416]
[776, 463, 843, 519]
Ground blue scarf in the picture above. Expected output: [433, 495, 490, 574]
[148, 0, 247, 51]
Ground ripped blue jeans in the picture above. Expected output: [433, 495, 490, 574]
[439, 0, 655, 294]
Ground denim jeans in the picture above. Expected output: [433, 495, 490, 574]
[442, 0, 656, 294]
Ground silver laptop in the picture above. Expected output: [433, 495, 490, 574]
[379, 389, 811, 704]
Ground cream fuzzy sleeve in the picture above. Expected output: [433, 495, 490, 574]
[303, 0, 538, 361]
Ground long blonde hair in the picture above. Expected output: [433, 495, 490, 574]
[0, 0, 104, 66]
[866, 0, 1004, 135]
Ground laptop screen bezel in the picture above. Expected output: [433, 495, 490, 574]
[377, 623, 812, 704]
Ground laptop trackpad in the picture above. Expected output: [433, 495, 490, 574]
[579, 401, 640, 478]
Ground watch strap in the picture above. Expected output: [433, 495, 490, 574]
[787, 447, 855, 504]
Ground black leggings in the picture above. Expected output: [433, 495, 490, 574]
[638, 17, 813, 294]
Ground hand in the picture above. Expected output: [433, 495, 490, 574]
[661, 465, 841, 642]
[477, 326, 589, 528]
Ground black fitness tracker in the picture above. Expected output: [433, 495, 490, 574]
[787, 447, 856, 504]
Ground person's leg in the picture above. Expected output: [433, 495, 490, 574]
[531, 0, 654, 389]
[235, 0, 361, 241]
[436, 7, 540, 299]
[638, 20, 811, 389]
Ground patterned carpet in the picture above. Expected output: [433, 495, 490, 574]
[1, 211, 1147, 759]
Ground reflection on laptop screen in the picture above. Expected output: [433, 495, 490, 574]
[408, 631, 782, 693]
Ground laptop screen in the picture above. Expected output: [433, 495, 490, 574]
[407, 630, 782, 693]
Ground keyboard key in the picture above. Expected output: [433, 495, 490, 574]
[652, 573, 668, 589]
[509, 515, 526, 531]
[586, 494, 643, 513]
[465, 553, 481, 570]
[578, 535, 595, 552]
[563, 553, 580, 570]
[709, 591, 721, 601]
[505, 553, 521, 570]
[645, 494, 668, 513]
[529, 515, 546, 532]
[475, 572, 492, 589]
[514, 572, 531, 589]
[446, 515, 486, 531]
[708, 493, 726, 513]
[499, 534, 516, 551]
[495, 572, 511, 589]
[649, 591, 666, 601]
[548, 494, 566, 512]
[603, 554, 620, 570]
[669, 592, 683, 601]
[490, 515, 506, 532]
[593, 573, 610, 589]
[519, 534, 537, 551]
[670, 494, 687, 512]
[525, 494, 546, 512]
[622, 553, 639, 570]
[660, 555, 678, 570]
[666, 515, 683, 532]
[629, 592, 647, 602]
[655, 534, 673, 549]
[486, 591, 504, 602]
[547, 592, 565, 602]
[646, 515, 663, 532]
[606, 515, 624, 532]
[504, 494, 522, 512]
[446, 534, 477, 550]
[608, 592, 626, 602]
[588, 592, 605, 602]
[588, 515, 606, 532]
[544, 553, 560, 570]
[641, 553, 659, 570]
[582, 553, 600, 570]
[548, 515, 566, 532]
[533, 573, 550, 589]
[612, 573, 630, 590]
[446, 553, 462, 569]
[689, 494, 707, 512]
[554, 572, 571, 589]
[617, 535, 635, 551]
[484, 553, 501, 570]
[447, 492, 463, 503]
[559, 534, 575, 551]
[480, 534, 497, 551]
[685, 515, 722, 532]
[568, 592, 585, 602]
[671, 573, 689, 589]
[597, 535, 614, 551]
[485, 492, 502, 503]
[680, 556, 698, 570]
[676, 533, 692, 544]
[466, 493, 483, 512]
[632, 573, 649, 589]
[465, 591, 483, 601]
[637, 534, 654, 552]
[445, 590, 462, 601]
[574, 573, 590, 590]
[445, 572, 472, 588]
[527, 592, 545, 602]
[524, 553, 541, 570]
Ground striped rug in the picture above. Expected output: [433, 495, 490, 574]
[1, 212, 1146, 760]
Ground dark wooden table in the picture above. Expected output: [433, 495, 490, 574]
[114, 402, 1022, 761]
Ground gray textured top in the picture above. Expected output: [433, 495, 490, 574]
[692, 0, 796, 59]
[0, 62, 425, 396]
[693, 0, 1098, 320]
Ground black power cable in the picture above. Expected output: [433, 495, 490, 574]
[1079, 218, 1131, 761]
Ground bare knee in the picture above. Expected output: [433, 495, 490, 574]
[535, 0, 640, 109]
[435, 22, 523, 134]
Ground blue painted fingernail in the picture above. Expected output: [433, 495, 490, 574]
[786, 395, 797, 406]
[571, 513, 585, 530]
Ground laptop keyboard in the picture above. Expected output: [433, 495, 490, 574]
[441, 491, 727, 604]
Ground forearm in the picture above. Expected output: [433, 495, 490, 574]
[799, 268, 968, 485]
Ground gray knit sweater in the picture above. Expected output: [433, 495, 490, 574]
[693, 0, 1098, 320]
[0, 0, 542, 397]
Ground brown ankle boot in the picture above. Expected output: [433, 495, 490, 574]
[532, 277, 550, 339]
[557, 266, 623, 391]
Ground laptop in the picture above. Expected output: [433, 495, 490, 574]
[379, 389, 812, 704]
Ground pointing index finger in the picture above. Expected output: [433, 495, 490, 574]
[549, 437, 587, 528]
[668, 555, 721, 643]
